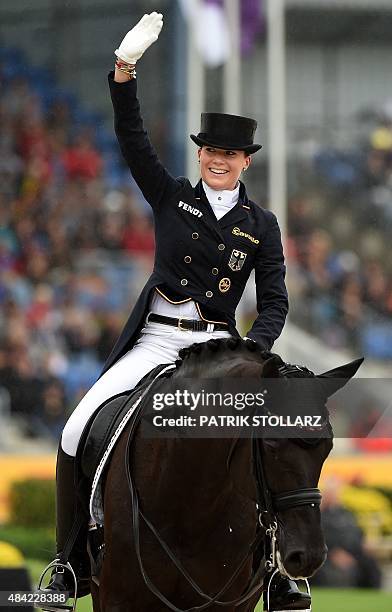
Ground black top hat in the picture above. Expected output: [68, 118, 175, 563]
[190, 112, 262, 154]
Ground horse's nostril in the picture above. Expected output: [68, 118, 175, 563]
[284, 547, 327, 577]
[285, 551, 305, 572]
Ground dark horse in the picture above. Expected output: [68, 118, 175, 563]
[91, 338, 362, 612]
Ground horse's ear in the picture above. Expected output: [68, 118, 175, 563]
[261, 357, 281, 378]
[318, 357, 364, 380]
[317, 357, 364, 397]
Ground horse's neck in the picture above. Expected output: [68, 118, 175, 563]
[172, 349, 263, 379]
[150, 348, 261, 519]
[156, 437, 255, 524]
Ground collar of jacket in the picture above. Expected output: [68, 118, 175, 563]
[202, 180, 240, 208]
[194, 179, 249, 229]
[195, 179, 249, 205]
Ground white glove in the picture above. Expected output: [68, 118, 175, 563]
[115, 12, 163, 64]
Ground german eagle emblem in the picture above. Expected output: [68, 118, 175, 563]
[228, 249, 247, 271]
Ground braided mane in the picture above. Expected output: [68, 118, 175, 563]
[174, 337, 316, 379]
[174, 337, 283, 375]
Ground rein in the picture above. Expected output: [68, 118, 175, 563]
[124, 397, 323, 611]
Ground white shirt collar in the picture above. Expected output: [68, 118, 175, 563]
[202, 180, 240, 208]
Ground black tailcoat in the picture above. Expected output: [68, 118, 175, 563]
[102, 72, 288, 374]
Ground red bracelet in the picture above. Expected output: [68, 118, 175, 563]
[115, 58, 137, 79]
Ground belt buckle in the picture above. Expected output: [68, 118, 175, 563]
[177, 317, 188, 331]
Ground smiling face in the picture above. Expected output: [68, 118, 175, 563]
[198, 146, 251, 191]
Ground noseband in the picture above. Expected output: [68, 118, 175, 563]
[274, 488, 322, 512]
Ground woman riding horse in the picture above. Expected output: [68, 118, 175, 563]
[40, 10, 312, 611]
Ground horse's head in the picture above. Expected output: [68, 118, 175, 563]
[173, 339, 362, 579]
[258, 356, 363, 579]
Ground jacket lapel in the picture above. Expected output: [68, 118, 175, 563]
[218, 205, 248, 229]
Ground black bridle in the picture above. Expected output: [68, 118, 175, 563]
[252, 435, 322, 520]
[123, 388, 324, 612]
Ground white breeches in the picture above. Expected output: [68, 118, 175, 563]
[61, 320, 231, 456]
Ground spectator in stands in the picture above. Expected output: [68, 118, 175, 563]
[39, 378, 68, 440]
[62, 132, 102, 181]
[313, 479, 382, 589]
[121, 211, 155, 256]
[336, 274, 362, 348]
[362, 260, 389, 316]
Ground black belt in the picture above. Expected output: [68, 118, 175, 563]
[147, 313, 228, 332]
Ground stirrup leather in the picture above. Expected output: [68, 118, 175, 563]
[38, 559, 77, 612]
[264, 568, 311, 612]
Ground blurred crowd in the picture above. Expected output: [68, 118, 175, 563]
[0, 51, 155, 441]
[287, 111, 392, 360]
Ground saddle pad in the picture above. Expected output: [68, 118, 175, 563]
[89, 364, 176, 524]
[81, 362, 177, 480]
[81, 392, 136, 481]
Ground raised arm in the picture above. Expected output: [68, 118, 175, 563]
[110, 12, 181, 209]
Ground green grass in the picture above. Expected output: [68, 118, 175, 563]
[25, 558, 391, 612]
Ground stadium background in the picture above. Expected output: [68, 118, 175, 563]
[0, 0, 391, 608]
